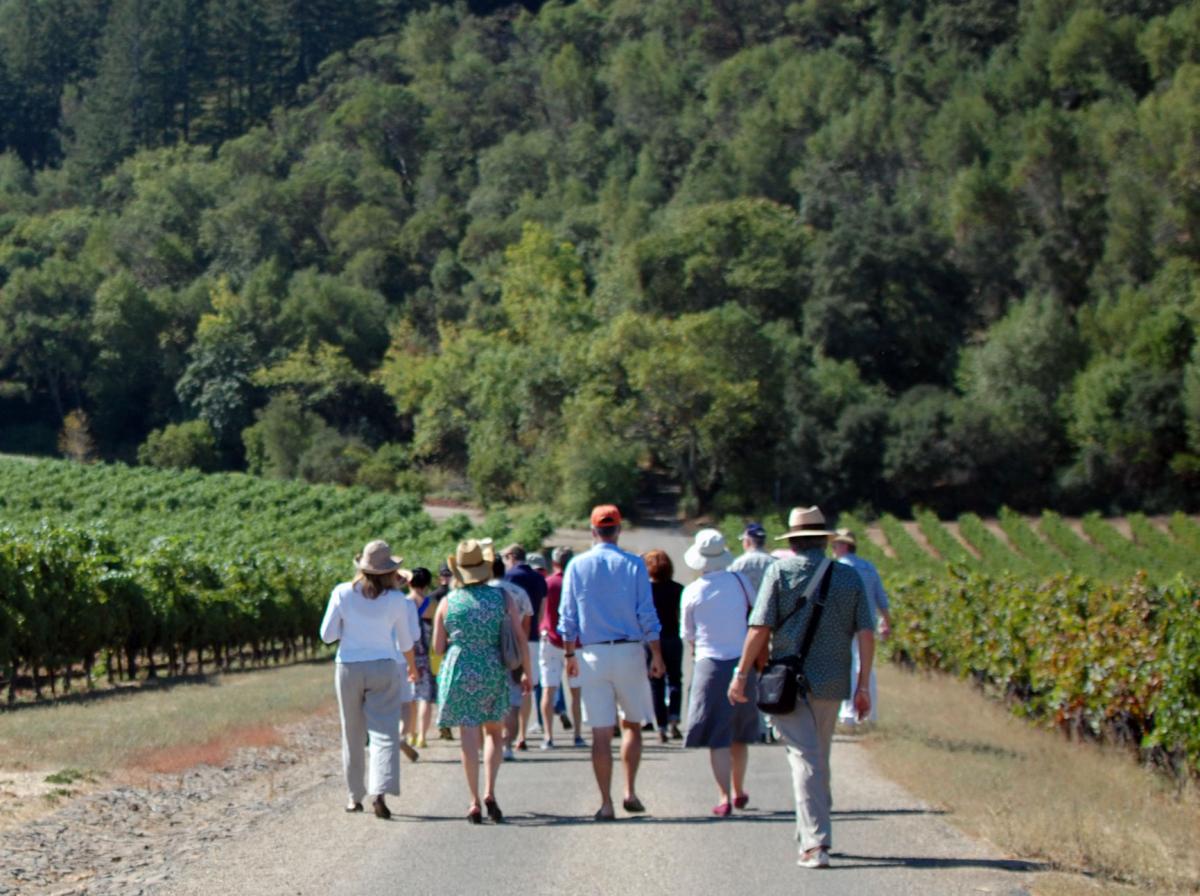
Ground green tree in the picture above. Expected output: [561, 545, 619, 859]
[175, 279, 260, 447]
[138, 419, 219, 471]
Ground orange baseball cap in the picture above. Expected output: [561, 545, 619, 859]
[590, 504, 622, 527]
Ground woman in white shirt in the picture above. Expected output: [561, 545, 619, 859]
[319, 539, 419, 819]
[681, 529, 760, 817]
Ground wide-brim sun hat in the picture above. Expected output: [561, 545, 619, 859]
[684, 528, 734, 573]
[832, 528, 857, 547]
[356, 539, 404, 575]
[775, 505, 835, 540]
[448, 538, 494, 586]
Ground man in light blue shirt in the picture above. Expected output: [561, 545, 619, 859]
[561, 504, 665, 821]
[831, 528, 891, 724]
[728, 521, 777, 595]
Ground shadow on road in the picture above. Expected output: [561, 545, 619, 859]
[830, 852, 1046, 874]
[392, 810, 797, 826]
[392, 805, 948, 826]
[832, 807, 948, 819]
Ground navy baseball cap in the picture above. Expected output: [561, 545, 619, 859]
[742, 522, 767, 540]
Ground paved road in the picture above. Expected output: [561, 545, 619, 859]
[181, 518, 1035, 896]
[160, 733, 1034, 896]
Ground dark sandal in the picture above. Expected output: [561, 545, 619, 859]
[372, 796, 391, 820]
[622, 796, 646, 813]
[593, 807, 616, 821]
[484, 797, 504, 823]
[467, 807, 483, 824]
[345, 802, 363, 813]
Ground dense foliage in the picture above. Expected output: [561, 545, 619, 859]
[0, 455, 552, 701]
[1, 0, 1199, 517]
[718, 508, 1200, 773]
[0, 522, 332, 701]
[890, 572, 1200, 776]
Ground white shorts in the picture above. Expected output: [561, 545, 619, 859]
[538, 640, 581, 689]
[577, 642, 655, 729]
[526, 641, 541, 687]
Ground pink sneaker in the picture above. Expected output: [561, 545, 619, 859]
[712, 801, 732, 817]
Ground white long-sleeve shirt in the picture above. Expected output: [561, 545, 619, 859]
[319, 581, 416, 663]
[680, 570, 755, 661]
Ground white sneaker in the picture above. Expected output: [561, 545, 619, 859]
[528, 722, 542, 734]
[797, 848, 830, 869]
[540, 739, 555, 750]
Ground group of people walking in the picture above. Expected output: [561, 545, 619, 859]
[319, 502, 891, 869]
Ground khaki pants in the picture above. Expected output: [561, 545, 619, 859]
[335, 659, 404, 802]
[771, 697, 840, 852]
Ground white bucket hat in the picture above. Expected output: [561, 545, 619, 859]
[684, 528, 734, 573]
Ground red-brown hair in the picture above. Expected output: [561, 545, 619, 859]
[642, 549, 674, 583]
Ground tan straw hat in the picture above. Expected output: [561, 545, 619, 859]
[832, 528, 857, 547]
[775, 506, 835, 540]
[355, 539, 404, 575]
[447, 539, 494, 586]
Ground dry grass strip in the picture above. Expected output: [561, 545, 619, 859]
[862, 664, 1200, 895]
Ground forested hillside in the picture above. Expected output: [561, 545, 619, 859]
[1, 0, 1198, 517]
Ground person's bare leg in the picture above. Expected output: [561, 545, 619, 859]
[591, 725, 615, 816]
[731, 742, 749, 801]
[416, 700, 432, 743]
[519, 693, 532, 743]
[620, 720, 643, 802]
[540, 686, 557, 742]
[709, 747, 732, 804]
[400, 701, 414, 740]
[459, 725, 482, 811]
[504, 706, 518, 749]
[571, 687, 583, 734]
[482, 721, 504, 800]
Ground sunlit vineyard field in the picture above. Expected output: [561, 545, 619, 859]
[720, 507, 1200, 777]
[0, 456, 547, 704]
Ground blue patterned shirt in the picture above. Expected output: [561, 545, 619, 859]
[748, 549, 874, 701]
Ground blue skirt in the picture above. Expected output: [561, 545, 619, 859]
[684, 657, 761, 748]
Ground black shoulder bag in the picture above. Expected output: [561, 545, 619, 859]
[755, 559, 833, 715]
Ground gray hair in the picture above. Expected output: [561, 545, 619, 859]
[551, 546, 574, 568]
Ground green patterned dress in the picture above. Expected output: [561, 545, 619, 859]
[436, 584, 510, 727]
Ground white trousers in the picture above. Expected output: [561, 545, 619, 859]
[839, 635, 878, 723]
[335, 659, 404, 802]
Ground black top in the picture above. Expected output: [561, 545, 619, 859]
[651, 579, 683, 642]
[504, 563, 549, 640]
